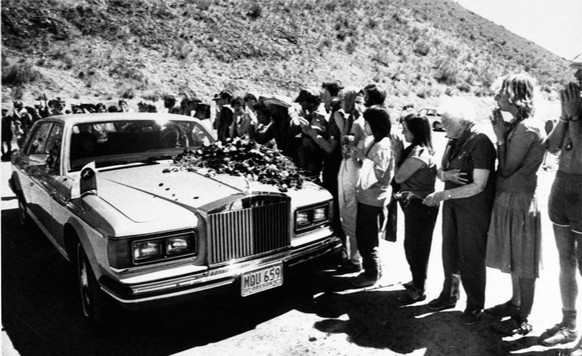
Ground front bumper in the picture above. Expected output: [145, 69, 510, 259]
[99, 235, 341, 310]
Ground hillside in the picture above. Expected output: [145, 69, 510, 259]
[1, 0, 573, 109]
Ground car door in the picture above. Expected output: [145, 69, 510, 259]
[35, 122, 69, 249]
[16, 121, 54, 223]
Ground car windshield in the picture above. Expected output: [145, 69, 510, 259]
[69, 119, 213, 171]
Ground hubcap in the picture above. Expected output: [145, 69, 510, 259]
[78, 249, 91, 316]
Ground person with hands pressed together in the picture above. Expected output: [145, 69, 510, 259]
[539, 54, 582, 353]
[423, 97, 496, 325]
[350, 105, 395, 288]
[483, 74, 546, 337]
[335, 88, 367, 273]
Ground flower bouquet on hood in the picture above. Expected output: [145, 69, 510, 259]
[168, 137, 306, 192]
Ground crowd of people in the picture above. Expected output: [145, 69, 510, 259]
[1, 54, 581, 353]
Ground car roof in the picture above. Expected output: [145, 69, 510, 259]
[35, 112, 199, 126]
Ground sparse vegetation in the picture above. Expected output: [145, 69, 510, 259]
[0, 0, 572, 108]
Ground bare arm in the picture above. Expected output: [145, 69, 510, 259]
[394, 157, 425, 184]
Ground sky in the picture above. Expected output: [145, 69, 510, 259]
[453, 0, 582, 60]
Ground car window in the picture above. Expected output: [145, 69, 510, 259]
[45, 123, 64, 171]
[69, 119, 214, 171]
[26, 122, 52, 155]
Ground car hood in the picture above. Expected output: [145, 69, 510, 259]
[94, 162, 330, 223]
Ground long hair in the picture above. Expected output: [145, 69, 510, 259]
[402, 114, 434, 154]
[498, 73, 536, 120]
[363, 105, 391, 142]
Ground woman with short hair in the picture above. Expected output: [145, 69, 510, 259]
[423, 97, 496, 325]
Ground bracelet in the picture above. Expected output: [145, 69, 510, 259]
[437, 170, 445, 181]
[496, 141, 504, 146]
[444, 190, 453, 200]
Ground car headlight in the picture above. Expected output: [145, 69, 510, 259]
[294, 203, 331, 233]
[166, 236, 191, 255]
[312, 207, 327, 222]
[296, 211, 310, 227]
[108, 230, 197, 268]
[134, 240, 163, 261]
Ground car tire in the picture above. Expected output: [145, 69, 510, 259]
[433, 121, 443, 131]
[16, 192, 29, 226]
[77, 242, 109, 327]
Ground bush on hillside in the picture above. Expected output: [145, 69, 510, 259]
[2, 60, 41, 86]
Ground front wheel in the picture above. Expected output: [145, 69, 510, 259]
[433, 121, 443, 131]
[77, 242, 109, 327]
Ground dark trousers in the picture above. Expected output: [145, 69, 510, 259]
[400, 199, 439, 291]
[356, 203, 383, 279]
[439, 200, 492, 311]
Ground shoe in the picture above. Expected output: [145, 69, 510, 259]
[427, 296, 457, 311]
[402, 281, 414, 290]
[399, 291, 427, 305]
[351, 273, 377, 288]
[484, 300, 520, 319]
[491, 317, 532, 336]
[336, 261, 362, 274]
[461, 309, 483, 325]
[539, 322, 578, 346]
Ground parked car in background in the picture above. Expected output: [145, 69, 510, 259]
[9, 113, 341, 326]
[417, 108, 443, 131]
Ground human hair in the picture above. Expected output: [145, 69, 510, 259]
[363, 84, 387, 107]
[497, 73, 536, 119]
[340, 87, 363, 113]
[230, 97, 244, 107]
[363, 105, 391, 142]
[402, 114, 434, 154]
[321, 81, 343, 97]
[438, 97, 476, 125]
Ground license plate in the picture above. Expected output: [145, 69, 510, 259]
[241, 262, 283, 297]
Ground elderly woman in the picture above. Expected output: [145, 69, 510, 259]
[484, 74, 546, 336]
[351, 105, 395, 287]
[423, 97, 496, 325]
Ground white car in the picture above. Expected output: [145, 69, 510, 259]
[9, 113, 341, 326]
[417, 108, 443, 131]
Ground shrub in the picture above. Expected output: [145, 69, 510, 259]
[346, 39, 356, 54]
[247, 2, 262, 19]
[457, 82, 471, 93]
[413, 40, 430, 56]
[2, 60, 41, 86]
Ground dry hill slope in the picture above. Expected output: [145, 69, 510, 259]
[1, 0, 572, 106]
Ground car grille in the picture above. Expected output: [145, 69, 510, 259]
[208, 198, 290, 265]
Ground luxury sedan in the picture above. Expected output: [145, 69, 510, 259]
[9, 113, 341, 326]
